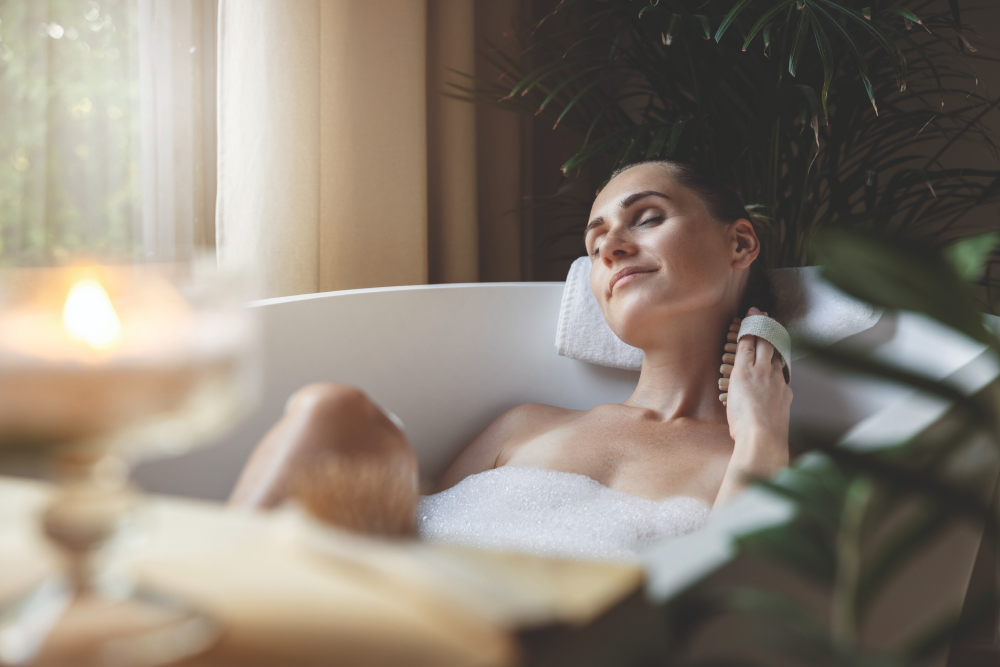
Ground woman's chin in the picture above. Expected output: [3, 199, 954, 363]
[607, 295, 706, 349]
[606, 291, 660, 330]
[606, 313, 656, 350]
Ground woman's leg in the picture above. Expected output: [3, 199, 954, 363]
[229, 383, 419, 535]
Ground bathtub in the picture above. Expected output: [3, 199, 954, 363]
[131, 282, 999, 665]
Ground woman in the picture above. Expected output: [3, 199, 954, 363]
[229, 160, 793, 559]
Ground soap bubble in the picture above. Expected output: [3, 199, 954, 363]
[417, 467, 710, 562]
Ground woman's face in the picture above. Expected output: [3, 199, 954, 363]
[584, 163, 758, 348]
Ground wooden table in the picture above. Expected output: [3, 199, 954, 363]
[0, 477, 642, 667]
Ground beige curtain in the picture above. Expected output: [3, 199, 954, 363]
[217, 0, 526, 300]
[474, 0, 532, 284]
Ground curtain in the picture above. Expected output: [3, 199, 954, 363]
[0, 0, 216, 264]
[137, 0, 218, 260]
[474, 0, 532, 284]
[217, 0, 529, 300]
[0, 0, 142, 263]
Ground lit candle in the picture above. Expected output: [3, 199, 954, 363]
[62, 279, 122, 350]
[0, 265, 255, 455]
[0, 263, 256, 663]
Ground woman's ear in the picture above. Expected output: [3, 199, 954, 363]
[730, 218, 760, 269]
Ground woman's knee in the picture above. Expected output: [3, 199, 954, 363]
[286, 382, 367, 414]
[231, 382, 414, 514]
[284, 383, 408, 459]
[286, 382, 393, 431]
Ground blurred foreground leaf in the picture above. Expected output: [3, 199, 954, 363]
[944, 232, 1000, 282]
[718, 227, 1000, 667]
[812, 228, 997, 348]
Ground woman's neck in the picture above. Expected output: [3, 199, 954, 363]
[624, 310, 731, 421]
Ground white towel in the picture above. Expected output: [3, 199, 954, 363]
[555, 258, 882, 371]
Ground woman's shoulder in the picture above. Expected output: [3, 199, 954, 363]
[496, 402, 579, 429]
[433, 403, 581, 492]
[495, 402, 634, 435]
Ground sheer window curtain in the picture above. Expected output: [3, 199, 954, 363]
[216, 0, 529, 300]
[0, 0, 143, 263]
[0, 0, 216, 264]
[137, 0, 217, 261]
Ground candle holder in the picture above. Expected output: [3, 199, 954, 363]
[0, 259, 259, 666]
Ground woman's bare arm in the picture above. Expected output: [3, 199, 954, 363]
[715, 310, 793, 508]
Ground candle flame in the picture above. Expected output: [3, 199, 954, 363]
[62, 280, 122, 350]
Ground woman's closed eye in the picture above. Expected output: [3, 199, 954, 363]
[589, 214, 665, 256]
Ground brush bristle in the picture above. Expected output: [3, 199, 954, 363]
[293, 456, 418, 537]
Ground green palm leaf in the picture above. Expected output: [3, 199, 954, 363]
[789, 7, 813, 77]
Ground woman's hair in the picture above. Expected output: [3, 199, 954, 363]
[607, 160, 776, 316]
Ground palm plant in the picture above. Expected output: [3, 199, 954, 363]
[456, 0, 999, 271]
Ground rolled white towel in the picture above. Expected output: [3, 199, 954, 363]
[554, 256, 644, 371]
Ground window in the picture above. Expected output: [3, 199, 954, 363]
[0, 0, 217, 265]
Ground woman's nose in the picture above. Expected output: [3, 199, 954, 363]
[599, 226, 637, 264]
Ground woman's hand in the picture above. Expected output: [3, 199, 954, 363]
[715, 307, 793, 507]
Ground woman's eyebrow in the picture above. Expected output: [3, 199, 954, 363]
[585, 216, 604, 234]
[619, 190, 670, 208]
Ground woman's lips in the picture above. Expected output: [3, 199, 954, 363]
[610, 268, 655, 293]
